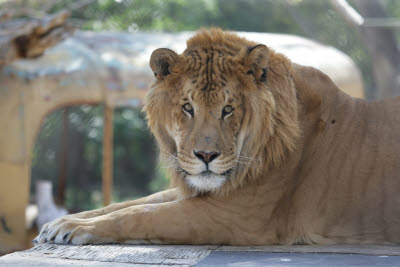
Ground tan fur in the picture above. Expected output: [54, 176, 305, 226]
[35, 28, 400, 246]
[145, 28, 300, 196]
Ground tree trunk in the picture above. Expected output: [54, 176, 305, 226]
[353, 0, 400, 99]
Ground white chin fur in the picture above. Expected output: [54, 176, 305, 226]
[186, 174, 227, 192]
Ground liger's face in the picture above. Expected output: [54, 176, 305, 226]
[147, 36, 271, 194]
[168, 67, 246, 192]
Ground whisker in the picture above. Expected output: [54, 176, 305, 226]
[238, 155, 261, 161]
[160, 164, 179, 169]
[158, 146, 178, 159]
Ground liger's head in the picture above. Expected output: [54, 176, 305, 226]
[144, 28, 300, 196]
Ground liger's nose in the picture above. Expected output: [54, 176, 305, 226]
[194, 150, 220, 164]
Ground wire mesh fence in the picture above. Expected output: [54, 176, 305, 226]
[31, 104, 167, 212]
[0, 0, 174, 211]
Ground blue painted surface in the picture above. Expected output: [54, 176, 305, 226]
[196, 251, 400, 267]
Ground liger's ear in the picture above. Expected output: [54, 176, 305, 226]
[150, 48, 178, 79]
[246, 44, 269, 68]
[244, 44, 269, 82]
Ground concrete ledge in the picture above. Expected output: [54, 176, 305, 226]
[1, 244, 400, 266]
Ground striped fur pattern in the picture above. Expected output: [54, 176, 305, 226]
[145, 28, 300, 196]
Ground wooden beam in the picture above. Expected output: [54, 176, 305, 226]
[57, 108, 69, 205]
[102, 105, 114, 207]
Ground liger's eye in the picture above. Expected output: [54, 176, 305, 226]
[222, 105, 234, 119]
[182, 103, 194, 117]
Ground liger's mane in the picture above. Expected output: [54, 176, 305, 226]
[145, 28, 301, 196]
[185, 28, 256, 53]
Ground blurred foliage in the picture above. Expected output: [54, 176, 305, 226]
[5, 0, 399, 209]
[5, 0, 400, 95]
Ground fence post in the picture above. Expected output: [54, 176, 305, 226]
[102, 105, 114, 207]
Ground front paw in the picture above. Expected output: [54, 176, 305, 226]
[33, 216, 68, 245]
[33, 218, 97, 245]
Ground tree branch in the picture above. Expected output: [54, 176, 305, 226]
[0, 10, 74, 67]
[329, 0, 364, 28]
